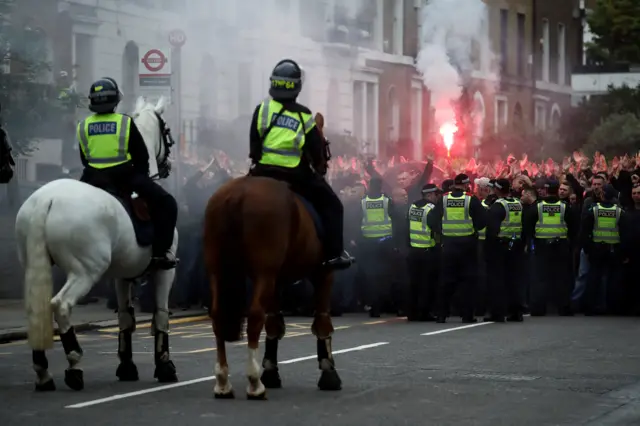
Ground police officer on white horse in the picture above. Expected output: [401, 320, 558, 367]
[78, 77, 177, 268]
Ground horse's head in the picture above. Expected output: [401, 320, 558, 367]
[131, 96, 175, 179]
[313, 112, 331, 176]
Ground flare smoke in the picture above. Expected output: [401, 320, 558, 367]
[415, 0, 497, 126]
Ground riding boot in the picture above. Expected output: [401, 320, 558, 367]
[320, 206, 354, 270]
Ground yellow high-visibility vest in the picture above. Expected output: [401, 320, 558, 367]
[256, 99, 316, 168]
[77, 113, 131, 169]
[361, 195, 392, 238]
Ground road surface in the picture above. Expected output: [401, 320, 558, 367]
[1, 314, 640, 426]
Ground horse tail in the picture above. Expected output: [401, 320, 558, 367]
[216, 190, 247, 342]
[22, 195, 54, 350]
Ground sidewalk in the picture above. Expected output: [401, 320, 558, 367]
[0, 299, 209, 343]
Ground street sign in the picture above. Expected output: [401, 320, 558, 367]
[140, 49, 168, 73]
[168, 29, 187, 48]
[139, 48, 171, 102]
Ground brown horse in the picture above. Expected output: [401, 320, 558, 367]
[203, 113, 342, 400]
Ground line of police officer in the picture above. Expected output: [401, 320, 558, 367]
[355, 172, 628, 323]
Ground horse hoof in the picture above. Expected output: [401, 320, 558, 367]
[214, 390, 235, 399]
[317, 369, 342, 391]
[35, 378, 56, 392]
[246, 391, 267, 400]
[64, 368, 84, 391]
[261, 368, 282, 389]
[116, 361, 139, 382]
[154, 360, 178, 383]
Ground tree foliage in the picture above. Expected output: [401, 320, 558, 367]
[0, 0, 59, 154]
[584, 112, 640, 156]
[586, 0, 640, 65]
[559, 84, 640, 152]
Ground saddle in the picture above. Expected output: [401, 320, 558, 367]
[294, 194, 325, 239]
[113, 189, 154, 247]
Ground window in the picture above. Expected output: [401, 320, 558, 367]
[500, 9, 508, 74]
[495, 97, 508, 131]
[535, 102, 547, 131]
[353, 80, 378, 154]
[300, 0, 328, 41]
[557, 23, 566, 85]
[542, 19, 550, 82]
[411, 86, 422, 159]
[517, 13, 525, 77]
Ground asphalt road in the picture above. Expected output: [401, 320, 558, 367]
[1, 314, 640, 426]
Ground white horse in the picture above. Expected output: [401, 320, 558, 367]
[16, 96, 180, 392]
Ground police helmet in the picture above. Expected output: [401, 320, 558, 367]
[88, 77, 122, 114]
[269, 59, 302, 101]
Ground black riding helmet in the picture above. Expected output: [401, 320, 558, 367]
[88, 77, 122, 114]
[269, 59, 303, 101]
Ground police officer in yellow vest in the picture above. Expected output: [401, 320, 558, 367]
[580, 184, 625, 315]
[249, 59, 352, 269]
[406, 183, 440, 322]
[78, 77, 178, 268]
[485, 179, 525, 323]
[427, 173, 487, 324]
[359, 176, 394, 317]
[523, 179, 575, 316]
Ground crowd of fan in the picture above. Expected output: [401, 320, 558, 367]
[104, 149, 640, 318]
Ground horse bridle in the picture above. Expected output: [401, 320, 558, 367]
[151, 112, 175, 180]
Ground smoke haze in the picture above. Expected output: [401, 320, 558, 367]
[415, 0, 497, 126]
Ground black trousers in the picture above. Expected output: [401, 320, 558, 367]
[437, 239, 477, 318]
[584, 244, 623, 315]
[251, 165, 344, 258]
[487, 239, 524, 317]
[407, 247, 439, 319]
[531, 239, 573, 315]
[80, 165, 178, 254]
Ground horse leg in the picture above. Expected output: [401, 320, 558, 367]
[261, 300, 285, 389]
[246, 276, 270, 400]
[211, 274, 233, 398]
[51, 273, 96, 391]
[151, 269, 178, 383]
[115, 279, 139, 381]
[311, 271, 342, 391]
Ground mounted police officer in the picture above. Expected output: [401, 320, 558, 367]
[77, 77, 177, 268]
[249, 59, 353, 270]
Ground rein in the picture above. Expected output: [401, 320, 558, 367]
[149, 111, 175, 180]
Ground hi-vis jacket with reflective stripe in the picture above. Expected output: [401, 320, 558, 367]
[478, 199, 489, 240]
[495, 198, 523, 239]
[361, 195, 393, 238]
[442, 194, 474, 237]
[592, 203, 621, 244]
[534, 201, 568, 239]
[77, 113, 131, 169]
[408, 203, 436, 248]
[257, 99, 316, 168]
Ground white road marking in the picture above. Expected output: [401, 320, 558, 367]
[420, 321, 493, 336]
[65, 341, 389, 409]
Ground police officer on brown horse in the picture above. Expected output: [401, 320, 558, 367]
[249, 59, 353, 269]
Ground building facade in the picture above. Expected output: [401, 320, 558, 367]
[16, 0, 422, 168]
